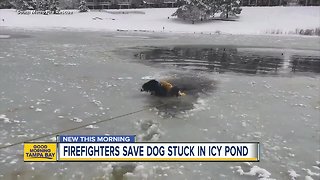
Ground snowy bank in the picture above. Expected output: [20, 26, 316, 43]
[0, 7, 319, 35]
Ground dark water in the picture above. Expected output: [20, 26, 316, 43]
[142, 75, 216, 118]
[133, 46, 320, 117]
[291, 55, 320, 73]
[133, 46, 320, 75]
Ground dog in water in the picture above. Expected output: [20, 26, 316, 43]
[141, 80, 186, 97]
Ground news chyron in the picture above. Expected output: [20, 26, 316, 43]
[24, 135, 260, 162]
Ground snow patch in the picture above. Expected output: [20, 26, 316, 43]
[9, 158, 18, 164]
[302, 168, 320, 177]
[0, 114, 10, 123]
[70, 117, 83, 123]
[85, 124, 99, 129]
[141, 76, 154, 80]
[117, 77, 133, 80]
[232, 165, 274, 180]
[305, 176, 314, 180]
[288, 169, 300, 180]
[35, 108, 42, 112]
[0, 35, 10, 39]
[190, 98, 209, 112]
[136, 119, 163, 141]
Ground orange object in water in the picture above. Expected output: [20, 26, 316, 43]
[160, 80, 186, 96]
[160, 81, 173, 92]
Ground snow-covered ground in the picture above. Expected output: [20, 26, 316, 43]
[0, 6, 319, 35]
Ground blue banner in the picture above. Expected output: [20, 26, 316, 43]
[58, 135, 135, 143]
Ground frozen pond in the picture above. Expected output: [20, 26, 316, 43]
[0, 30, 319, 180]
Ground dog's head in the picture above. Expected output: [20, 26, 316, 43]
[141, 80, 160, 92]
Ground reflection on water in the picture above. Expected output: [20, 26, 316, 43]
[134, 46, 320, 75]
[136, 46, 320, 117]
[291, 55, 320, 73]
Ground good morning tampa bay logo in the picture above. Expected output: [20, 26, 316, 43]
[24, 143, 57, 162]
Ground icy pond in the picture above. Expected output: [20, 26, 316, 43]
[0, 30, 319, 180]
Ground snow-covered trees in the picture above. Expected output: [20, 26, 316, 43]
[37, 0, 49, 10]
[50, 0, 60, 13]
[172, 5, 204, 23]
[79, 0, 88, 12]
[16, 0, 35, 10]
[30, 0, 36, 9]
[14, 0, 62, 12]
[15, 0, 25, 10]
[218, 0, 242, 19]
[172, 0, 242, 23]
[38, 1, 44, 10]
[15, 0, 24, 9]
[172, 0, 217, 23]
[43, 0, 49, 10]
